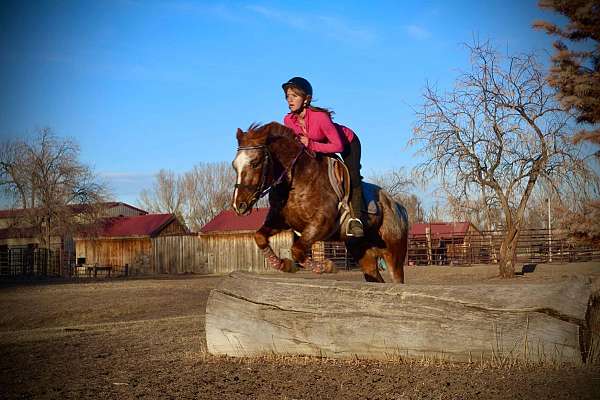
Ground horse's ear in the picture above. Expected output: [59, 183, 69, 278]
[236, 128, 244, 141]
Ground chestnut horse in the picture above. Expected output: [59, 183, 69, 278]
[231, 122, 409, 283]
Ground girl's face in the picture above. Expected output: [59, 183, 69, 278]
[286, 87, 307, 113]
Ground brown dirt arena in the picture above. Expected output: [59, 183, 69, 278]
[1, 262, 600, 399]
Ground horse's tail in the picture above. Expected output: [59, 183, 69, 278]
[380, 190, 409, 238]
[378, 190, 409, 283]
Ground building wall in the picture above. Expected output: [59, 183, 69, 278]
[75, 238, 154, 274]
[199, 231, 293, 274]
[104, 204, 146, 217]
[157, 219, 188, 236]
[153, 235, 205, 274]
[151, 231, 293, 275]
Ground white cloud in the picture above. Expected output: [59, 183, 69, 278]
[100, 171, 154, 183]
[404, 24, 431, 40]
[246, 4, 376, 46]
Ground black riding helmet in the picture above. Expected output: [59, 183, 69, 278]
[282, 77, 313, 97]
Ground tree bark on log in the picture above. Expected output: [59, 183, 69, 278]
[205, 272, 598, 364]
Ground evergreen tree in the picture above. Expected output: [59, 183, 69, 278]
[533, 0, 600, 150]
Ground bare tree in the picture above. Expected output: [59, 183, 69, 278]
[181, 162, 236, 231]
[138, 169, 185, 218]
[556, 200, 600, 244]
[137, 162, 236, 232]
[367, 167, 424, 224]
[445, 189, 500, 231]
[0, 128, 110, 248]
[411, 43, 589, 278]
[423, 200, 447, 223]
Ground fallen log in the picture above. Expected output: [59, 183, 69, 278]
[205, 272, 599, 364]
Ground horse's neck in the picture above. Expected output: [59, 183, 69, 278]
[269, 137, 304, 168]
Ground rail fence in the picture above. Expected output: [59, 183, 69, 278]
[0, 246, 75, 277]
[407, 229, 600, 266]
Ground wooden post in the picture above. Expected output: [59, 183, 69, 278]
[206, 273, 598, 364]
[425, 226, 432, 265]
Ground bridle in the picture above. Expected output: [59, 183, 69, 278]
[235, 144, 305, 205]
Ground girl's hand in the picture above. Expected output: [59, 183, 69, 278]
[299, 135, 310, 147]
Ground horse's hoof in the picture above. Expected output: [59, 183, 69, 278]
[323, 259, 337, 274]
[311, 261, 326, 274]
[281, 258, 297, 273]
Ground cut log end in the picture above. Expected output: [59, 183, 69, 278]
[584, 292, 600, 364]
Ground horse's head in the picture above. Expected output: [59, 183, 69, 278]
[231, 125, 270, 215]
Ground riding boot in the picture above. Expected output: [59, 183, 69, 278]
[347, 183, 365, 238]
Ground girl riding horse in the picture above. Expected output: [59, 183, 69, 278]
[232, 122, 409, 282]
[281, 77, 365, 238]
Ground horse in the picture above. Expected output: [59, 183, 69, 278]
[231, 122, 409, 283]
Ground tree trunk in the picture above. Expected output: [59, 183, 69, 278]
[499, 227, 519, 278]
[206, 273, 598, 364]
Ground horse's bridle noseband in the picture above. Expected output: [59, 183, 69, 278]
[235, 144, 304, 204]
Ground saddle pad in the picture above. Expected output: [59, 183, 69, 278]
[361, 182, 380, 215]
[326, 156, 350, 204]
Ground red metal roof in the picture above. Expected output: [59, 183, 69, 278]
[0, 226, 39, 240]
[98, 213, 176, 238]
[410, 222, 472, 239]
[0, 202, 147, 219]
[200, 208, 269, 233]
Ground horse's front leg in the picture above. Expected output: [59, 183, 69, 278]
[291, 221, 336, 274]
[255, 225, 296, 272]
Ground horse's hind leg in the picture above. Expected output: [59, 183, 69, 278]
[383, 248, 404, 283]
[379, 231, 408, 283]
[378, 194, 409, 283]
[349, 244, 385, 283]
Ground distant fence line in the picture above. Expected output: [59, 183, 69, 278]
[408, 229, 600, 266]
[1, 228, 598, 277]
[0, 246, 74, 277]
[152, 228, 600, 273]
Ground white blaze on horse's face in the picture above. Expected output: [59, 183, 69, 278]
[232, 149, 264, 214]
[232, 150, 250, 214]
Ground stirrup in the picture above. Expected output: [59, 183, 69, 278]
[346, 218, 364, 237]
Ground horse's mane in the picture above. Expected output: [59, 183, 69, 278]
[248, 122, 296, 142]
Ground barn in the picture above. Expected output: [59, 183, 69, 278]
[408, 222, 484, 265]
[0, 202, 147, 276]
[198, 208, 293, 274]
[75, 213, 189, 275]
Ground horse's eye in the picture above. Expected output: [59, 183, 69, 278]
[250, 160, 261, 169]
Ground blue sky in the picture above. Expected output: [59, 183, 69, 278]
[0, 0, 563, 205]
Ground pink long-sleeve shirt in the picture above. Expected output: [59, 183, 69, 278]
[283, 108, 356, 153]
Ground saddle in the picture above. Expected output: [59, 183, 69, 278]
[325, 156, 380, 236]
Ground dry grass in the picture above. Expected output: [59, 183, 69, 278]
[1, 263, 600, 399]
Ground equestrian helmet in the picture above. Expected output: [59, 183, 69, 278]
[282, 77, 313, 97]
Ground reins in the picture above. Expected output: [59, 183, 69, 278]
[235, 144, 305, 204]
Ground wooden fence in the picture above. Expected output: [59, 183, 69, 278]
[151, 231, 293, 275]
[407, 229, 600, 266]
[149, 229, 599, 275]
[5, 228, 594, 278]
[152, 235, 206, 274]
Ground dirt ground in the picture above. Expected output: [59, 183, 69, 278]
[1, 263, 600, 399]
